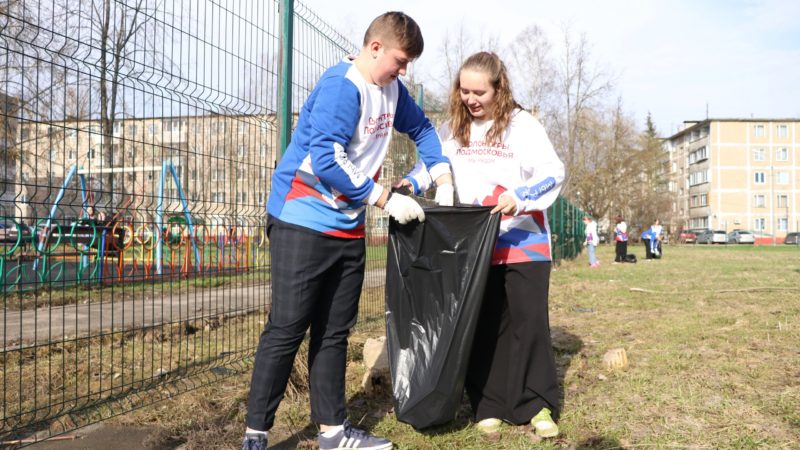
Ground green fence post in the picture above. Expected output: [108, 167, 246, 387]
[278, 0, 294, 161]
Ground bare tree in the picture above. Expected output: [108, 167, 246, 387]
[432, 22, 503, 99]
[508, 25, 556, 120]
[625, 112, 672, 232]
[60, 0, 169, 207]
[552, 28, 614, 197]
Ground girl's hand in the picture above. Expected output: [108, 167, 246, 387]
[491, 193, 518, 215]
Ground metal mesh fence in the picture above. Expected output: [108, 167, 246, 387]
[1, 0, 335, 443]
[1, 0, 583, 444]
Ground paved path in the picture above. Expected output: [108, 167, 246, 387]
[1, 268, 387, 348]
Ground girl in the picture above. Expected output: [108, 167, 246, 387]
[405, 51, 564, 438]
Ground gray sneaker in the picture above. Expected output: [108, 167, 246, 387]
[241, 432, 267, 450]
[318, 420, 392, 450]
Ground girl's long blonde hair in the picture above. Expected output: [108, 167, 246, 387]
[448, 51, 521, 147]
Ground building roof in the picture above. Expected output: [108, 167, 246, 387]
[666, 118, 800, 141]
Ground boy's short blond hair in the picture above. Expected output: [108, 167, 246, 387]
[363, 11, 424, 59]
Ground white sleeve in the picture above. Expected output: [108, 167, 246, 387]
[404, 160, 433, 195]
[504, 113, 565, 213]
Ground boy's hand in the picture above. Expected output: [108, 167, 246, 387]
[383, 193, 425, 224]
[434, 184, 454, 206]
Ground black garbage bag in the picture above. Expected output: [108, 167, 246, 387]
[385, 206, 500, 429]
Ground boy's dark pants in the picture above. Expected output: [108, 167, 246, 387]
[246, 218, 365, 431]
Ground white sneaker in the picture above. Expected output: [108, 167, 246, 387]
[475, 418, 502, 433]
[531, 408, 559, 438]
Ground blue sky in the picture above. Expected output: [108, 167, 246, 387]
[299, 0, 800, 136]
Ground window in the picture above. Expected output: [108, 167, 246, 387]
[112, 144, 121, 164]
[128, 125, 137, 136]
[690, 194, 709, 208]
[68, 149, 75, 160]
[149, 124, 158, 135]
[190, 169, 197, 181]
[236, 192, 248, 203]
[776, 171, 789, 185]
[753, 148, 765, 161]
[778, 218, 788, 231]
[754, 195, 765, 208]
[237, 144, 247, 157]
[259, 144, 266, 158]
[87, 147, 96, 160]
[753, 218, 766, 231]
[238, 122, 249, 133]
[257, 192, 265, 204]
[49, 148, 57, 160]
[754, 124, 764, 137]
[777, 194, 789, 208]
[754, 172, 765, 184]
[216, 122, 226, 133]
[164, 119, 185, 132]
[689, 170, 710, 186]
[237, 167, 246, 180]
[776, 124, 788, 138]
[688, 146, 708, 164]
[776, 148, 788, 161]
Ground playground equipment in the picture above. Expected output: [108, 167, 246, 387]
[34, 161, 201, 281]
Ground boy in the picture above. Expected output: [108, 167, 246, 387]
[241, 11, 453, 450]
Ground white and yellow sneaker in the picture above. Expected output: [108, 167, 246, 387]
[530, 408, 559, 438]
[475, 418, 502, 434]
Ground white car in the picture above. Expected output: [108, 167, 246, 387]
[727, 230, 755, 244]
[696, 229, 728, 244]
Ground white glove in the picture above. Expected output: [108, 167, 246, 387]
[383, 193, 425, 224]
[434, 184, 455, 206]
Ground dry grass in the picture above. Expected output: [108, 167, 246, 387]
[7, 243, 800, 449]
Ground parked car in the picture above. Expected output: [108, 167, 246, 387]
[727, 230, 755, 244]
[678, 230, 697, 244]
[785, 232, 800, 245]
[696, 229, 728, 244]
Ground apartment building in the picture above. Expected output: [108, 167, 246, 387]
[1, 92, 19, 218]
[14, 114, 278, 226]
[10, 113, 400, 240]
[663, 119, 799, 238]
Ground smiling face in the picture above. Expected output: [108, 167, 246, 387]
[459, 69, 496, 119]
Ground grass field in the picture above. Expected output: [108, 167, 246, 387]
[107, 243, 800, 449]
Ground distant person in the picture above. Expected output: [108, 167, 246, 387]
[642, 218, 663, 259]
[613, 215, 628, 263]
[240, 11, 453, 450]
[583, 215, 599, 268]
